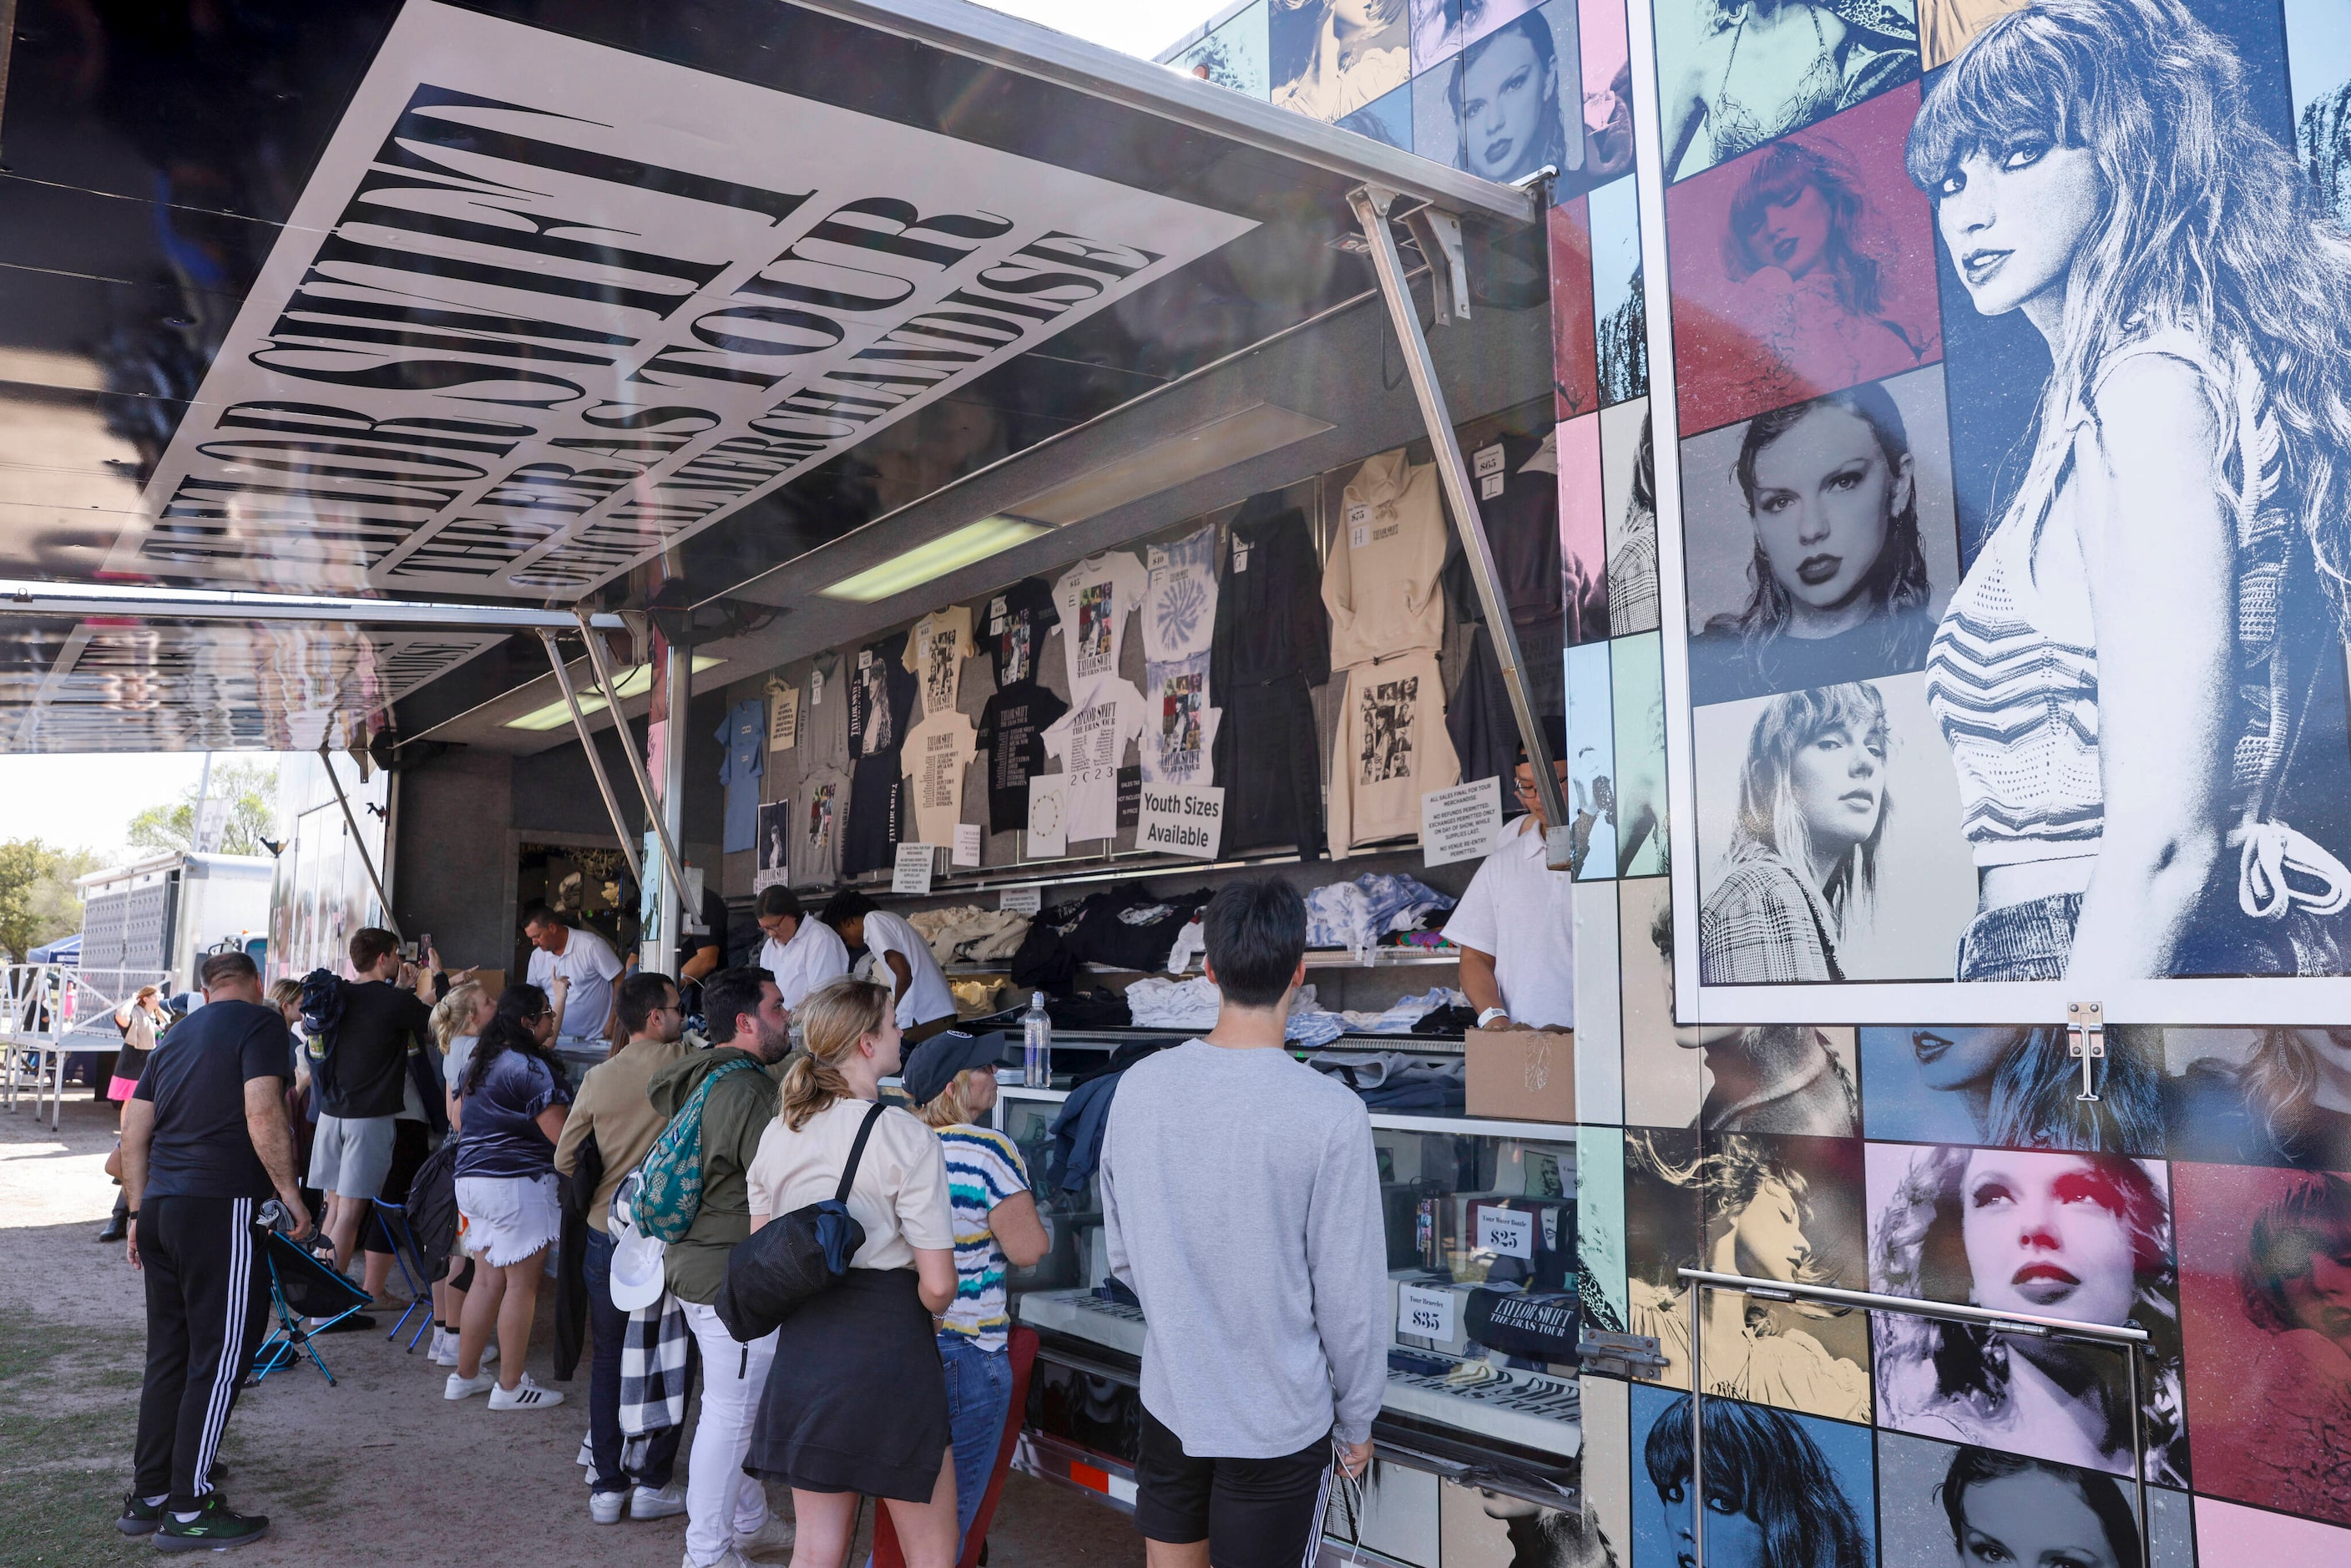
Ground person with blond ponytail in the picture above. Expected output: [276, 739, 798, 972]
[742, 977, 960, 1568]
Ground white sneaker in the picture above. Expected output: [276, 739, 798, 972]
[681, 1552, 749, 1568]
[733, 1513, 796, 1563]
[589, 1490, 625, 1525]
[487, 1373, 564, 1411]
[631, 1481, 686, 1521]
[428, 1328, 456, 1367]
[443, 1371, 496, 1401]
[481, 1340, 499, 1367]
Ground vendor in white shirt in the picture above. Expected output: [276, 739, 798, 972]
[1445, 721, 1575, 1032]
[522, 903, 625, 1045]
[753, 884, 851, 1011]
[817, 888, 960, 1043]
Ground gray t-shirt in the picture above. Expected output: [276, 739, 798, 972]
[445, 1034, 478, 1095]
[1101, 1039, 1387, 1456]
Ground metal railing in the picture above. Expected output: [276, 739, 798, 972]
[1676, 1267, 2155, 1568]
[2, 963, 170, 1128]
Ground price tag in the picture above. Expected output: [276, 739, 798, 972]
[990, 596, 1007, 620]
[1398, 1283, 1456, 1343]
[810, 669, 824, 706]
[1477, 1206, 1535, 1260]
[999, 885, 1042, 916]
[1479, 470, 1505, 500]
[892, 842, 936, 894]
[857, 649, 872, 670]
[1232, 544, 1250, 573]
[952, 822, 983, 867]
[1474, 443, 1506, 478]
[1350, 524, 1369, 549]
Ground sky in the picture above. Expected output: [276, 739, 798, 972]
[975, 0, 1231, 58]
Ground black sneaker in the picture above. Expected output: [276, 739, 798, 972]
[153, 1494, 270, 1552]
[116, 1492, 165, 1537]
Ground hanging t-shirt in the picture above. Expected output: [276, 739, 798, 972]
[975, 680, 1070, 835]
[1324, 448, 1451, 670]
[903, 604, 975, 717]
[797, 652, 850, 774]
[1041, 678, 1145, 843]
[846, 633, 919, 878]
[987, 577, 1059, 688]
[1054, 552, 1147, 699]
[1327, 650, 1461, 856]
[901, 709, 977, 849]
[790, 764, 851, 888]
[716, 697, 766, 853]
[1141, 526, 1219, 664]
[1142, 653, 1221, 787]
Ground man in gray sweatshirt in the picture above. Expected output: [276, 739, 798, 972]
[1101, 878, 1385, 1568]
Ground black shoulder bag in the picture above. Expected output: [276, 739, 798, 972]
[713, 1101, 887, 1343]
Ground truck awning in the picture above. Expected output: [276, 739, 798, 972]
[0, 0, 1536, 753]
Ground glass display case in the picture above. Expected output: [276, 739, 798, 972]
[998, 1086, 1585, 1467]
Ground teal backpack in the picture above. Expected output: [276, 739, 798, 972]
[632, 1058, 762, 1244]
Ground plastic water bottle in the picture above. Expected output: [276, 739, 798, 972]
[1022, 992, 1053, 1088]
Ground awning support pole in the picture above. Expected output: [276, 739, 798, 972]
[1347, 184, 1574, 867]
[572, 610, 691, 914]
[316, 746, 403, 940]
[536, 630, 645, 888]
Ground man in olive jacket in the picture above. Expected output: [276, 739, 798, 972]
[645, 966, 792, 1568]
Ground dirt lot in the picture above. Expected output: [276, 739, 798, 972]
[0, 1090, 1141, 1568]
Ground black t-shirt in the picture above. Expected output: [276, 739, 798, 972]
[986, 577, 1059, 688]
[313, 979, 434, 1120]
[135, 999, 293, 1202]
[975, 680, 1070, 834]
[675, 886, 730, 970]
[845, 631, 919, 877]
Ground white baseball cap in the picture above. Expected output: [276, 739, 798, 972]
[606, 1170, 668, 1313]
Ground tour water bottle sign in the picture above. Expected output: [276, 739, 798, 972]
[1475, 1205, 1535, 1260]
[1136, 784, 1223, 860]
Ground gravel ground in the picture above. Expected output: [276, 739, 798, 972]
[0, 1090, 1140, 1568]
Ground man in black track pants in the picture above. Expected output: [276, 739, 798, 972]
[115, 949, 314, 1551]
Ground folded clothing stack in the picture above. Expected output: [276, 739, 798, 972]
[1332, 987, 1468, 1036]
[1307, 1050, 1466, 1110]
[1304, 873, 1456, 953]
[1010, 883, 1214, 989]
[1121, 976, 1344, 1047]
[906, 905, 1033, 967]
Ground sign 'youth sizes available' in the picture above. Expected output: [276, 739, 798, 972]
[114, 2, 1258, 598]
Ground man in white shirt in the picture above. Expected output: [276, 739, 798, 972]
[817, 890, 958, 1043]
[752, 885, 850, 1012]
[522, 904, 624, 1046]
[1446, 723, 1576, 1032]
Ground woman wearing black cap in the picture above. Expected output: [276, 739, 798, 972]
[904, 1030, 1050, 1560]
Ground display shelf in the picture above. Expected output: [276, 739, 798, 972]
[941, 948, 1459, 979]
[1015, 1289, 1580, 1459]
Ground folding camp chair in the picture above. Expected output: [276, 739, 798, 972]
[250, 1218, 372, 1386]
[369, 1196, 436, 1351]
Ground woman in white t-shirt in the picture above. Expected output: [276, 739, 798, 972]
[818, 890, 958, 1042]
[742, 977, 959, 1567]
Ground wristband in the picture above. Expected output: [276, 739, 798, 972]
[1476, 1007, 1510, 1028]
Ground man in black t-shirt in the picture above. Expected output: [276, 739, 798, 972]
[674, 883, 730, 1017]
[118, 950, 311, 1550]
[308, 928, 437, 1279]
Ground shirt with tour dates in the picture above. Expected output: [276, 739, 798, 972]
[901, 708, 977, 849]
[975, 680, 1070, 834]
[1042, 679, 1145, 842]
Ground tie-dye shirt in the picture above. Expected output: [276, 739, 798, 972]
[937, 1124, 1030, 1352]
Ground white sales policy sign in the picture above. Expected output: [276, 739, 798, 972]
[1422, 776, 1501, 867]
[111, 1, 1256, 599]
[1137, 785, 1224, 860]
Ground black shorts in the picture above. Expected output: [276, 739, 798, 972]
[1133, 1409, 1332, 1568]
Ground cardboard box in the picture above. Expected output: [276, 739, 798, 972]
[1465, 1027, 1575, 1123]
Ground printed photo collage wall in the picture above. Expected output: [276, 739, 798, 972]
[1551, 1, 2351, 1565]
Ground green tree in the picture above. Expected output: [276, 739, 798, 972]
[0, 839, 101, 962]
[126, 760, 278, 857]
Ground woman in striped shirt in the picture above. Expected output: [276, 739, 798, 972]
[902, 1034, 1049, 1563]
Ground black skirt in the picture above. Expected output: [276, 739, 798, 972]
[746, 1267, 949, 1502]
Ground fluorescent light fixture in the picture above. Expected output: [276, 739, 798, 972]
[1005, 402, 1332, 526]
[505, 655, 726, 731]
[819, 516, 1049, 604]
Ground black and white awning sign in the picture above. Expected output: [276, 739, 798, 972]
[114, 1, 1258, 599]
